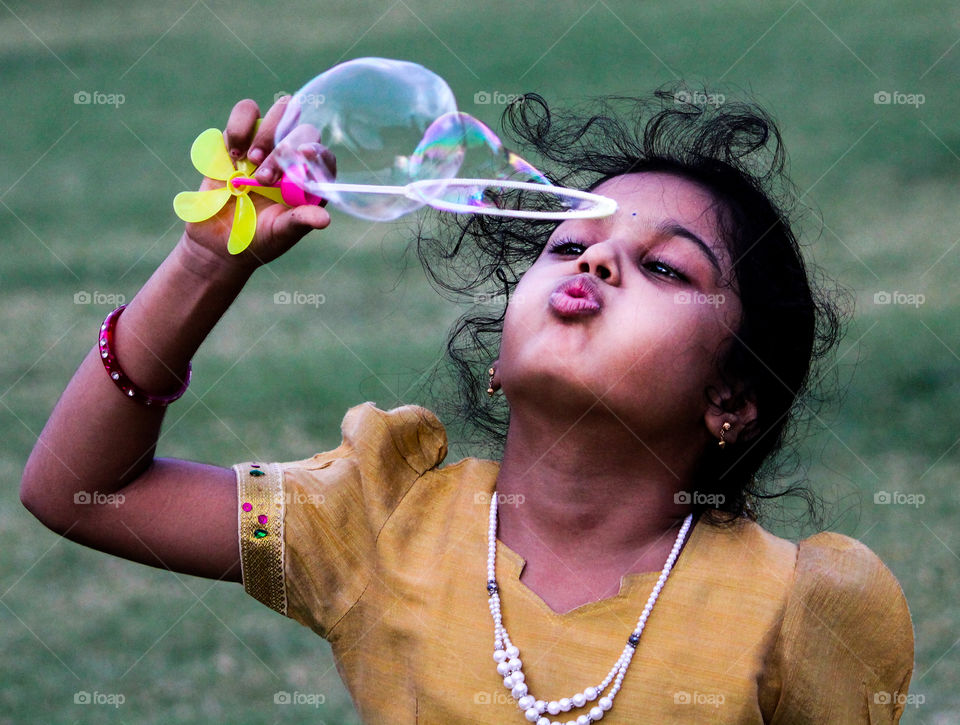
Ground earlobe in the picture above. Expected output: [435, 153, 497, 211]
[704, 388, 757, 446]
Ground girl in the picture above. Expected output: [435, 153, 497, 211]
[21, 87, 914, 724]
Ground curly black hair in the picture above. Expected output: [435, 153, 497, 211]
[411, 83, 848, 528]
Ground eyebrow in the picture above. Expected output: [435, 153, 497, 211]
[654, 220, 722, 274]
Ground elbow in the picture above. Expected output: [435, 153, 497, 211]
[20, 484, 74, 537]
[19, 470, 51, 526]
[19, 461, 68, 533]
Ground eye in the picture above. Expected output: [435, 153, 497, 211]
[643, 258, 688, 282]
[546, 238, 586, 256]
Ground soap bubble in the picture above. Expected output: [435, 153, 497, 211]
[271, 57, 617, 221]
[273, 57, 459, 221]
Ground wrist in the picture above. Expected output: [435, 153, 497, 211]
[175, 232, 259, 285]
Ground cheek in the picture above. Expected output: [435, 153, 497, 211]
[502, 271, 546, 333]
[607, 300, 733, 390]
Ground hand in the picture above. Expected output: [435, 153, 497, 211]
[182, 97, 336, 271]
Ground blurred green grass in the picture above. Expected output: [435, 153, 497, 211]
[1, 1, 958, 722]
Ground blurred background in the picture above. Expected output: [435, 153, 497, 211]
[1, 1, 957, 722]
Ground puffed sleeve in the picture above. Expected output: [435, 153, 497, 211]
[763, 532, 915, 724]
[233, 401, 448, 638]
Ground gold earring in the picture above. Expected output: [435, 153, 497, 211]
[718, 421, 732, 449]
[487, 366, 497, 397]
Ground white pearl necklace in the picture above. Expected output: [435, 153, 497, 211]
[486, 493, 693, 724]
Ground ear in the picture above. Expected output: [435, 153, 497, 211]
[704, 385, 758, 446]
[489, 358, 501, 391]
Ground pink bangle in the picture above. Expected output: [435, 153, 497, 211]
[98, 305, 192, 407]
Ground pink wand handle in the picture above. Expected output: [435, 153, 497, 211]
[231, 166, 325, 207]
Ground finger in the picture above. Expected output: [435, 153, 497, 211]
[300, 142, 337, 180]
[223, 99, 261, 161]
[254, 122, 322, 186]
[247, 96, 292, 166]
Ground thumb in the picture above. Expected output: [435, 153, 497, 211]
[272, 204, 331, 242]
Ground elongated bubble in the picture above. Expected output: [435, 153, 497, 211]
[407, 112, 600, 217]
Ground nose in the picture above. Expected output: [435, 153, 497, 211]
[577, 240, 620, 284]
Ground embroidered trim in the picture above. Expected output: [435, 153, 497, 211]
[235, 461, 287, 616]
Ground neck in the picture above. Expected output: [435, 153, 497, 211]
[494, 406, 697, 566]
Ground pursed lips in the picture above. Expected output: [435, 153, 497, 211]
[548, 274, 603, 317]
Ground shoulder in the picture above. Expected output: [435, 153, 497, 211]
[276, 401, 452, 536]
[792, 531, 913, 639]
[284, 401, 449, 476]
[711, 518, 911, 623]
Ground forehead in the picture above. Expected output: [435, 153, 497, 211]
[588, 172, 723, 238]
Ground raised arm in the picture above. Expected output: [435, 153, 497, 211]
[19, 97, 332, 582]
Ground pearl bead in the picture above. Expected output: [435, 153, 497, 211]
[518, 694, 535, 709]
[590, 706, 604, 720]
[577, 716, 590, 725]
[503, 674, 515, 688]
[585, 687, 598, 701]
[497, 661, 512, 676]
[573, 693, 586, 707]
[512, 670, 525, 683]
[494, 650, 507, 663]
[506, 645, 520, 658]
[524, 707, 540, 722]
[507, 657, 522, 672]
[559, 697, 572, 711]
[547, 701, 561, 715]
[536, 719, 550, 725]
[599, 696, 612, 710]
[512, 682, 528, 699]
[535, 700, 546, 712]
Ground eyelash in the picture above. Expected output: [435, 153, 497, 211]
[546, 238, 688, 282]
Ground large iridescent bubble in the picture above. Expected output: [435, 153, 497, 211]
[272, 57, 460, 221]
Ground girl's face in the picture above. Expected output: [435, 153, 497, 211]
[498, 172, 744, 439]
